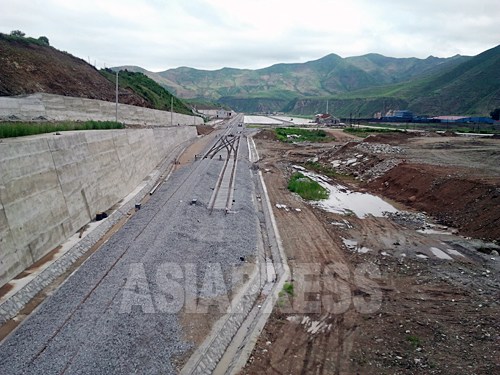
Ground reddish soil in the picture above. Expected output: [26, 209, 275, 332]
[196, 125, 215, 136]
[368, 163, 500, 241]
[240, 131, 499, 375]
[363, 131, 418, 144]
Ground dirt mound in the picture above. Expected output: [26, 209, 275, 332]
[253, 129, 278, 141]
[318, 141, 405, 181]
[440, 130, 459, 137]
[368, 163, 500, 241]
[0, 36, 149, 107]
[363, 131, 418, 144]
[196, 125, 214, 135]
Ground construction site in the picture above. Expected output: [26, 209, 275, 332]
[0, 111, 499, 374]
[241, 121, 499, 374]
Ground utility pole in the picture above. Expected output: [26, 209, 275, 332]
[115, 70, 119, 123]
[171, 96, 173, 126]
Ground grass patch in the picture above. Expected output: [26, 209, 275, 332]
[406, 335, 421, 348]
[277, 282, 294, 307]
[282, 282, 294, 296]
[275, 127, 333, 143]
[288, 172, 329, 200]
[0, 121, 124, 138]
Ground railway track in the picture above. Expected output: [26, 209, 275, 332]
[207, 134, 241, 213]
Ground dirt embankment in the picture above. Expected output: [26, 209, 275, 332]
[0, 36, 149, 107]
[369, 163, 500, 241]
[314, 132, 500, 242]
[195, 125, 215, 136]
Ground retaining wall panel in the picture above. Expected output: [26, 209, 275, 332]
[0, 126, 197, 287]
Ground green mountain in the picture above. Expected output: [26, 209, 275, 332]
[100, 69, 193, 115]
[117, 45, 500, 116]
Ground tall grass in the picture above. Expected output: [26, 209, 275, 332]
[0, 121, 124, 138]
[288, 172, 329, 200]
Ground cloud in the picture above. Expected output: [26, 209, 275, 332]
[0, 0, 498, 70]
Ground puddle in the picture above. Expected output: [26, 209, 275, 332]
[294, 167, 398, 218]
[444, 248, 464, 257]
[417, 229, 452, 235]
[429, 247, 453, 260]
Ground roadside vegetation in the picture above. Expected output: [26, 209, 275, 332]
[287, 172, 329, 200]
[277, 282, 294, 307]
[0, 121, 123, 138]
[275, 127, 334, 142]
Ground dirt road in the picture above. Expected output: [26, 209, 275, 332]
[241, 130, 499, 374]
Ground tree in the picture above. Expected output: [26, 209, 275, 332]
[38, 36, 49, 45]
[490, 108, 500, 121]
[10, 30, 25, 37]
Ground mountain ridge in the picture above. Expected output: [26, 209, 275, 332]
[115, 47, 500, 116]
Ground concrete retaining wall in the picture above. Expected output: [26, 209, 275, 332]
[0, 93, 203, 126]
[0, 126, 197, 287]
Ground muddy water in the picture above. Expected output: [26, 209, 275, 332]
[296, 167, 398, 218]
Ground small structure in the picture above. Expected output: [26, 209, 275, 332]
[195, 107, 232, 119]
[314, 113, 341, 125]
[383, 110, 414, 121]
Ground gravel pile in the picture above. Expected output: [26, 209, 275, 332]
[361, 158, 403, 181]
[355, 142, 406, 154]
[385, 211, 428, 228]
[0, 139, 259, 374]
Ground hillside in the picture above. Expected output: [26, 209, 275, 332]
[0, 32, 192, 114]
[0, 33, 150, 107]
[122, 46, 500, 116]
[100, 69, 192, 115]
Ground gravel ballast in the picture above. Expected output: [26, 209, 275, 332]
[0, 133, 259, 374]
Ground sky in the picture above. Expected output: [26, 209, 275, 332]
[1, 0, 499, 72]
